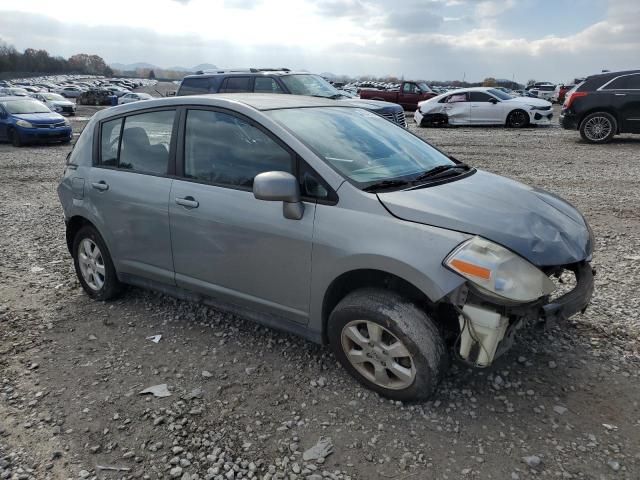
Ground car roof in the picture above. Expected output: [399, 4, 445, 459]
[183, 70, 305, 79]
[0, 96, 35, 101]
[96, 93, 343, 121]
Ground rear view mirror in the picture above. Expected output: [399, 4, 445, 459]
[253, 171, 304, 220]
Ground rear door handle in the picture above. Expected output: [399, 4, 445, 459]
[91, 181, 109, 191]
[175, 196, 199, 208]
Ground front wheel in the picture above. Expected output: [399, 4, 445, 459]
[328, 288, 448, 401]
[579, 112, 617, 144]
[72, 225, 122, 301]
[506, 109, 529, 128]
[9, 129, 22, 147]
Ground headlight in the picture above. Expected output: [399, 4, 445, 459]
[63, 118, 71, 126]
[15, 119, 34, 128]
[444, 236, 556, 302]
[529, 105, 545, 110]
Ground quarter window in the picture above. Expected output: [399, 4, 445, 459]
[220, 77, 252, 93]
[100, 118, 122, 167]
[184, 109, 293, 188]
[254, 77, 284, 93]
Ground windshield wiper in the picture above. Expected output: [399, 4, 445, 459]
[413, 163, 471, 182]
[310, 93, 344, 100]
[363, 179, 412, 192]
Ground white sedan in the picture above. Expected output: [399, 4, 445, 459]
[118, 92, 153, 104]
[32, 92, 76, 115]
[414, 87, 553, 128]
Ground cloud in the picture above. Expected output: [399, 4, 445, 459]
[0, 0, 637, 82]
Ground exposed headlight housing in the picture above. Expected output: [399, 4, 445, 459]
[444, 236, 556, 302]
[16, 119, 34, 128]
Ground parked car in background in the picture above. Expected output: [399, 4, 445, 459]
[528, 84, 556, 101]
[57, 93, 594, 400]
[56, 86, 84, 98]
[177, 68, 408, 127]
[105, 86, 132, 97]
[77, 89, 113, 106]
[552, 84, 575, 104]
[118, 92, 153, 104]
[32, 92, 76, 115]
[415, 87, 553, 128]
[0, 96, 72, 146]
[560, 69, 640, 143]
[359, 81, 437, 110]
[0, 87, 30, 97]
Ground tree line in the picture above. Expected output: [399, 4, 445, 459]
[0, 40, 113, 77]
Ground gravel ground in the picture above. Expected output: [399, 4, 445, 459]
[1, 85, 639, 479]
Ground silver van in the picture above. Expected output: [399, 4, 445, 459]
[58, 94, 594, 400]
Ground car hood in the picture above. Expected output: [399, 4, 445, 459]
[339, 98, 402, 112]
[13, 112, 65, 123]
[51, 100, 74, 107]
[508, 96, 550, 106]
[377, 170, 592, 267]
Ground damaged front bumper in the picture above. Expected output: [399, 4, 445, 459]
[453, 261, 594, 367]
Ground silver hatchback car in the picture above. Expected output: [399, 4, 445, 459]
[58, 94, 594, 400]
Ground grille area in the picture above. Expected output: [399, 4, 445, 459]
[380, 110, 407, 128]
[36, 121, 67, 129]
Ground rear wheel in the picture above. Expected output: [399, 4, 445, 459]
[506, 109, 529, 128]
[328, 288, 448, 401]
[580, 112, 616, 144]
[72, 225, 122, 301]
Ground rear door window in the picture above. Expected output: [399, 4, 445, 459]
[219, 77, 252, 93]
[119, 110, 175, 175]
[469, 92, 493, 102]
[99, 110, 176, 175]
[605, 74, 640, 90]
[179, 77, 211, 95]
[254, 77, 284, 93]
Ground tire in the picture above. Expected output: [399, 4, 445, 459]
[72, 225, 122, 301]
[8, 129, 22, 147]
[328, 288, 448, 401]
[579, 112, 617, 144]
[506, 109, 529, 128]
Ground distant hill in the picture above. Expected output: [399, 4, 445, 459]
[111, 62, 218, 72]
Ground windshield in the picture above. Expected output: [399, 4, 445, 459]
[42, 93, 65, 101]
[488, 88, 514, 100]
[268, 107, 455, 187]
[417, 82, 430, 92]
[280, 74, 343, 98]
[1, 99, 50, 114]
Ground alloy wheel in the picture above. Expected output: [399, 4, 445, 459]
[78, 238, 106, 291]
[583, 116, 612, 142]
[340, 320, 416, 390]
[509, 110, 528, 128]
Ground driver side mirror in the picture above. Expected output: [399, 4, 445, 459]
[253, 171, 304, 220]
[489, 97, 499, 104]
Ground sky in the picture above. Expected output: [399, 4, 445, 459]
[0, 0, 638, 83]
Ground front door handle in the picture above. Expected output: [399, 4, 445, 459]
[175, 196, 199, 208]
[91, 181, 109, 191]
[614, 93, 626, 96]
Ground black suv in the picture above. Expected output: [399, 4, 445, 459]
[560, 70, 640, 143]
[177, 68, 407, 128]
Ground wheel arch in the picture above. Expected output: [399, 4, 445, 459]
[578, 108, 621, 133]
[65, 215, 99, 254]
[320, 268, 456, 344]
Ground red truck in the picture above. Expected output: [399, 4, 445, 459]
[359, 81, 437, 110]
